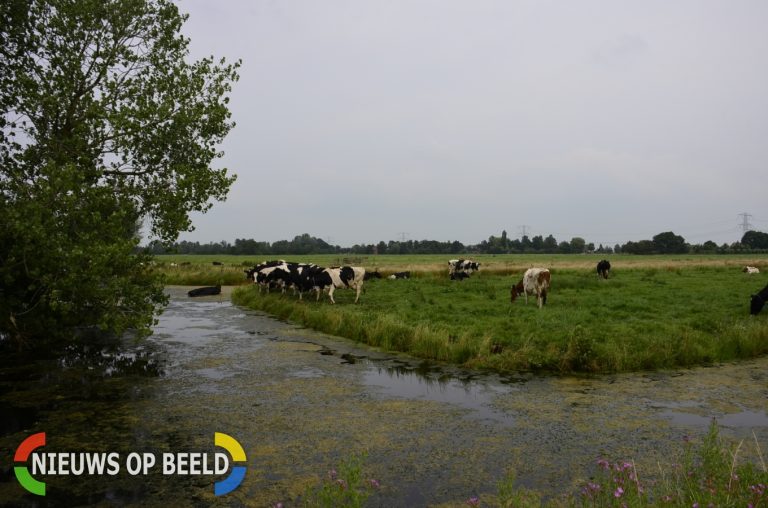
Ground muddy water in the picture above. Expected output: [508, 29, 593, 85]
[2, 287, 768, 507]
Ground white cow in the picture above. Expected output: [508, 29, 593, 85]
[510, 268, 551, 309]
[744, 266, 760, 274]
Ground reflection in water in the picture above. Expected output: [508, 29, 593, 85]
[0, 334, 170, 506]
[363, 364, 515, 425]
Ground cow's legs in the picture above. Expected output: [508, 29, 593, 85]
[327, 286, 336, 304]
[354, 284, 361, 303]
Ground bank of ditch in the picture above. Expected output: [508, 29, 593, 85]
[231, 266, 768, 374]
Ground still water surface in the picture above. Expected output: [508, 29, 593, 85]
[1, 286, 767, 506]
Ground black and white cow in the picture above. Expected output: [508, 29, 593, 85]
[388, 271, 410, 279]
[307, 266, 366, 304]
[364, 270, 382, 281]
[596, 259, 611, 279]
[751, 283, 768, 316]
[448, 259, 480, 279]
[244, 260, 286, 283]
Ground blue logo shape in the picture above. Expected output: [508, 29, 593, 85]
[214, 432, 247, 496]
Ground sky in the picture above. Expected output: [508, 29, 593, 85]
[174, 0, 768, 248]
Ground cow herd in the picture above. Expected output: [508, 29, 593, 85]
[245, 260, 365, 304]
[236, 257, 766, 316]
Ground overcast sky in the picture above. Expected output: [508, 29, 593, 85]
[174, 0, 767, 248]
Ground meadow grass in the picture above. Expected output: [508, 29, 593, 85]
[229, 262, 768, 374]
[154, 254, 768, 373]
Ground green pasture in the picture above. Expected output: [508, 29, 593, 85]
[155, 253, 767, 283]
[227, 261, 768, 374]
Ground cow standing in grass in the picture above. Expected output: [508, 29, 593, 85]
[511, 268, 551, 309]
[308, 266, 366, 304]
[596, 259, 611, 279]
[751, 283, 768, 315]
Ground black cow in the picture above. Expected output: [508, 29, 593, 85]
[388, 271, 410, 279]
[751, 283, 768, 316]
[188, 285, 221, 297]
[364, 270, 382, 280]
[596, 260, 611, 279]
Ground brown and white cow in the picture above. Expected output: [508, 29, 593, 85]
[744, 266, 760, 274]
[510, 268, 551, 309]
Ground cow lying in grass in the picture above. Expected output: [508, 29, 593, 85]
[511, 268, 551, 309]
[751, 283, 768, 315]
[389, 271, 410, 279]
[448, 259, 480, 279]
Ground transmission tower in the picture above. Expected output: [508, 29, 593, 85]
[518, 225, 530, 238]
[738, 212, 753, 233]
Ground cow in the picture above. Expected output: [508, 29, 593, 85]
[751, 283, 768, 316]
[388, 271, 410, 279]
[244, 260, 286, 282]
[448, 259, 480, 278]
[188, 285, 221, 297]
[450, 271, 470, 281]
[254, 261, 321, 299]
[510, 268, 551, 309]
[744, 266, 761, 274]
[364, 270, 382, 281]
[307, 266, 366, 304]
[596, 259, 611, 279]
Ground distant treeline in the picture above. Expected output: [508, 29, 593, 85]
[144, 230, 768, 256]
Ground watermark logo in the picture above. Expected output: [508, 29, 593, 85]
[13, 432, 246, 497]
[214, 432, 247, 496]
[14, 432, 47, 496]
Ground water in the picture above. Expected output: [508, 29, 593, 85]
[2, 286, 768, 506]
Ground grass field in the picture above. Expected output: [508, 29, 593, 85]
[155, 254, 768, 374]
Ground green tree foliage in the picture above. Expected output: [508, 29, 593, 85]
[1, 0, 239, 346]
[652, 231, 688, 254]
[742, 230, 768, 250]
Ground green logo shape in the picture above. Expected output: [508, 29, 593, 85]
[14, 467, 46, 496]
[14, 432, 46, 496]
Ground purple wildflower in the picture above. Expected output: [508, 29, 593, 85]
[369, 478, 381, 489]
[597, 458, 610, 470]
[614, 487, 624, 498]
[466, 496, 480, 506]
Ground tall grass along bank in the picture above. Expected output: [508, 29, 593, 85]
[231, 264, 768, 374]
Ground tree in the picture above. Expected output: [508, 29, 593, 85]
[652, 231, 688, 254]
[570, 237, 586, 254]
[1, 0, 239, 346]
[741, 231, 768, 250]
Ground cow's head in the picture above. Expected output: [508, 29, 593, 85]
[751, 294, 766, 315]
